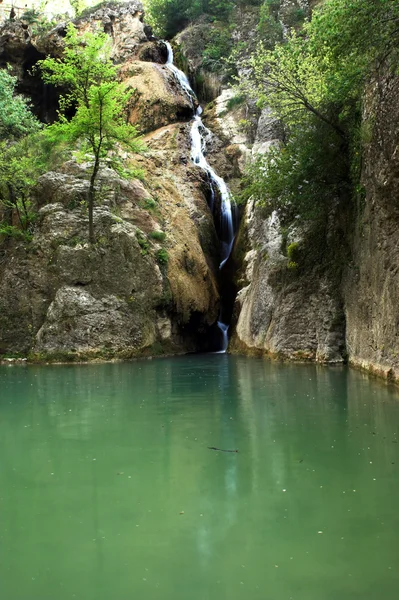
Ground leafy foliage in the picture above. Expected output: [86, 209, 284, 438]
[144, 0, 262, 38]
[242, 123, 348, 223]
[202, 26, 233, 72]
[257, 0, 283, 48]
[0, 69, 41, 141]
[243, 0, 399, 227]
[150, 230, 166, 241]
[20, 8, 41, 24]
[0, 134, 66, 238]
[38, 24, 144, 243]
[156, 248, 169, 265]
[0, 70, 44, 240]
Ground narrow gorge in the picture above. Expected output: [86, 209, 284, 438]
[0, 0, 399, 386]
[2, 3, 399, 598]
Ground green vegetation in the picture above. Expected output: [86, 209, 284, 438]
[38, 24, 143, 244]
[202, 26, 233, 72]
[226, 93, 245, 111]
[0, 70, 41, 141]
[257, 0, 283, 48]
[0, 19, 145, 245]
[0, 71, 47, 240]
[149, 230, 167, 242]
[144, 0, 262, 44]
[156, 248, 169, 265]
[136, 231, 150, 255]
[242, 0, 399, 235]
[0, 135, 65, 240]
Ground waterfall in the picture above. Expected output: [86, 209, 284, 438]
[164, 42, 195, 103]
[164, 43, 236, 353]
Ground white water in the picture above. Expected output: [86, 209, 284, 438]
[164, 43, 235, 353]
[164, 42, 195, 103]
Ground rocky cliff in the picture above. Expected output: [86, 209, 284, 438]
[343, 71, 399, 382]
[228, 74, 399, 382]
[180, 0, 399, 384]
[0, 2, 221, 361]
[175, 0, 347, 365]
[2, 0, 399, 381]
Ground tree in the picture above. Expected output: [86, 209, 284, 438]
[247, 0, 399, 137]
[38, 24, 144, 243]
[0, 135, 63, 239]
[0, 69, 41, 141]
[0, 68, 43, 240]
[242, 0, 399, 229]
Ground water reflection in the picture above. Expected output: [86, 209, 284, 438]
[1, 357, 399, 600]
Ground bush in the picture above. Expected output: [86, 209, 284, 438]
[243, 0, 399, 244]
[284, 7, 306, 28]
[257, 1, 283, 47]
[226, 94, 245, 111]
[156, 248, 169, 265]
[0, 224, 32, 241]
[242, 119, 349, 224]
[202, 26, 233, 72]
[150, 230, 166, 242]
[21, 8, 40, 24]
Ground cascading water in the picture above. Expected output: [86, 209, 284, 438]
[164, 42, 195, 103]
[164, 43, 236, 352]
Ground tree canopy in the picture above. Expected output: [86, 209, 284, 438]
[242, 0, 399, 228]
[144, 0, 262, 38]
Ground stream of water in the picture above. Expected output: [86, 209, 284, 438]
[164, 42, 235, 352]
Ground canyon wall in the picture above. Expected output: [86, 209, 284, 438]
[0, 2, 221, 361]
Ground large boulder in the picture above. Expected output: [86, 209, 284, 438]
[123, 60, 193, 133]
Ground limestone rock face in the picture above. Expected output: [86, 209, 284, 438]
[175, 21, 222, 103]
[0, 142, 219, 359]
[229, 32, 345, 364]
[122, 61, 193, 133]
[0, 2, 148, 67]
[230, 58, 399, 379]
[343, 71, 399, 381]
[34, 1, 148, 62]
[0, 2, 224, 360]
[230, 202, 346, 363]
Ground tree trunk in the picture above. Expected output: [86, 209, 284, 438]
[88, 156, 100, 244]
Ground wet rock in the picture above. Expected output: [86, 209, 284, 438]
[123, 61, 194, 133]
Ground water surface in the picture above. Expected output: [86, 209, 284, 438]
[1, 355, 399, 600]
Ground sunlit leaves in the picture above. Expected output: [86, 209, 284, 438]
[0, 69, 41, 141]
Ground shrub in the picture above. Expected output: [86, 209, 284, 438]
[156, 248, 169, 265]
[284, 7, 307, 28]
[143, 198, 157, 210]
[202, 26, 233, 72]
[150, 230, 166, 242]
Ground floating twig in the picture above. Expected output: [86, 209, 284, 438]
[208, 446, 238, 453]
